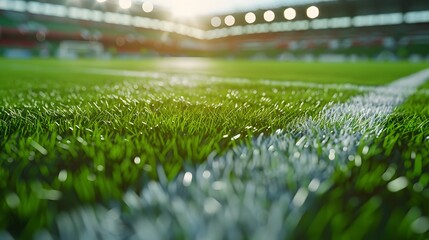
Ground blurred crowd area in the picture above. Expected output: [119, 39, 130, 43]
[0, 0, 429, 61]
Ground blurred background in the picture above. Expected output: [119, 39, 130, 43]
[0, 0, 429, 61]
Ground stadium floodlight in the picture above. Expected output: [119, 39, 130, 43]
[225, 15, 235, 26]
[284, 8, 296, 20]
[142, 1, 153, 13]
[119, 0, 132, 9]
[264, 10, 275, 22]
[211, 16, 221, 27]
[306, 6, 319, 19]
[245, 12, 256, 24]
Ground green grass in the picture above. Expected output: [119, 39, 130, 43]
[0, 58, 427, 86]
[296, 88, 429, 239]
[0, 58, 428, 239]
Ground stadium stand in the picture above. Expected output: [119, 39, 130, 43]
[0, 0, 428, 60]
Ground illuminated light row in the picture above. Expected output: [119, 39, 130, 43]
[95, 0, 153, 12]
[118, 0, 132, 10]
[245, 12, 256, 24]
[120, 0, 154, 12]
[0, 0, 202, 38]
[0, 0, 428, 40]
[284, 8, 297, 20]
[206, 12, 429, 39]
[142, 1, 154, 13]
[0, 0, 154, 14]
[211, 6, 319, 27]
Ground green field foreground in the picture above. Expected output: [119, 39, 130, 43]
[0, 58, 428, 239]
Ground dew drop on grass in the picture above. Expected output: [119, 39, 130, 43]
[96, 165, 104, 171]
[183, 172, 192, 187]
[58, 170, 68, 182]
[212, 181, 226, 190]
[382, 167, 396, 181]
[204, 198, 221, 215]
[143, 164, 152, 172]
[87, 174, 96, 182]
[295, 136, 306, 147]
[387, 177, 408, 192]
[30, 141, 48, 155]
[134, 157, 141, 164]
[28, 151, 35, 161]
[411, 217, 429, 234]
[231, 134, 241, 141]
[202, 170, 211, 179]
[362, 146, 369, 155]
[76, 137, 87, 146]
[292, 188, 309, 207]
[5, 193, 20, 208]
[328, 149, 336, 160]
[413, 183, 424, 192]
[355, 155, 362, 167]
[308, 178, 320, 192]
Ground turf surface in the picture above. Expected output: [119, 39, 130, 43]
[0, 58, 428, 239]
[297, 89, 429, 239]
[1, 58, 428, 86]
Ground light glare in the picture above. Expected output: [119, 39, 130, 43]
[119, 0, 132, 9]
[284, 8, 296, 20]
[245, 12, 256, 24]
[142, 1, 153, 13]
[211, 16, 221, 27]
[171, 0, 205, 19]
[307, 6, 319, 19]
[225, 15, 235, 26]
[96, 0, 106, 2]
[264, 10, 275, 22]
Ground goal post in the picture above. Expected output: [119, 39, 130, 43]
[56, 41, 104, 59]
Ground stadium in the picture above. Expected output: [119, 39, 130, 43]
[0, 0, 429, 239]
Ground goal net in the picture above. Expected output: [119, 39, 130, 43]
[57, 41, 104, 59]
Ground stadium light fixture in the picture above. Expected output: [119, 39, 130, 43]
[225, 15, 235, 26]
[264, 10, 275, 22]
[119, 0, 132, 9]
[245, 12, 256, 24]
[306, 6, 319, 19]
[284, 8, 296, 20]
[142, 1, 153, 13]
[211, 16, 221, 27]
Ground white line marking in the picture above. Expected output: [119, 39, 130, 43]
[56, 70, 429, 239]
[85, 68, 376, 91]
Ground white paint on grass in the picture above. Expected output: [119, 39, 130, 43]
[85, 68, 376, 92]
[56, 70, 429, 239]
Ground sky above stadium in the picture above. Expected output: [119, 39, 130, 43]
[149, 0, 335, 16]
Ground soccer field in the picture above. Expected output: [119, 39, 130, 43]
[1, 58, 429, 239]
